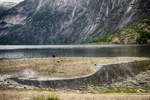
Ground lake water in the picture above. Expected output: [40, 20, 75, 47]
[0, 45, 150, 59]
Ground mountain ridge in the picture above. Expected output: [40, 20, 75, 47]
[0, 0, 150, 45]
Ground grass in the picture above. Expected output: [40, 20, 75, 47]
[1, 89, 150, 100]
[36, 88, 55, 92]
[99, 88, 139, 93]
[32, 95, 60, 100]
[95, 87, 150, 93]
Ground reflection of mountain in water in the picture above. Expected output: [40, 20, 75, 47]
[0, 45, 150, 59]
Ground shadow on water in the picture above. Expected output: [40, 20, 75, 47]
[0, 45, 150, 59]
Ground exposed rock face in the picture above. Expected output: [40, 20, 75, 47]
[0, 1, 21, 15]
[0, 0, 150, 44]
[0, 7, 6, 15]
[0, 2, 17, 9]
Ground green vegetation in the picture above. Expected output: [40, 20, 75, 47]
[85, 17, 150, 44]
[32, 95, 60, 100]
[101, 88, 138, 93]
[36, 88, 55, 92]
[97, 87, 150, 93]
[131, 61, 150, 71]
[136, 30, 150, 44]
[87, 34, 112, 43]
[147, 65, 150, 70]
[82, 83, 89, 89]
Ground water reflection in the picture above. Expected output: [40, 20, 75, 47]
[0, 45, 150, 59]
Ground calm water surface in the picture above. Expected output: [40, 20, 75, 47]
[0, 45, 150, 59]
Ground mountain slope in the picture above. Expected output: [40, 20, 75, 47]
[0, 0, 150, 45]
[87, 17, 150, 44]
[0, 1, 17, 16]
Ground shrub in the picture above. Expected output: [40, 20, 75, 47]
[32, 95, 60, 100]
[147, 65, 150, 70]
[136, 29, 150, 44]
[87, 34, 111, 43]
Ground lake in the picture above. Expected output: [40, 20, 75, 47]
[0, 45, 150, 59]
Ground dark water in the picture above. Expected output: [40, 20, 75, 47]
[0, 45, 150, 59]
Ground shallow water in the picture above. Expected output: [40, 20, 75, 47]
[0, 45, 150, 59]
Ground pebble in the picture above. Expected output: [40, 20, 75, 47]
[137, 89, 145, 93]
[23, 98, 31, 100]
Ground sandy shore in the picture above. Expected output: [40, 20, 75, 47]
[0, 57, 149, 78]
[0, 57, 150, 100]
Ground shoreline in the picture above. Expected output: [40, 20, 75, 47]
[0, 57, 150, 100]
[0, 57, 150, 90]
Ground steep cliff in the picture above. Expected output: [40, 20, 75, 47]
[0, 0, 149, 45]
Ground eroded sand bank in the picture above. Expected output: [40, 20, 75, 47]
[0, 57, 149, 78]
[0, 57, 150, 89]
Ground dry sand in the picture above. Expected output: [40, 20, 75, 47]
[0, 57, 149, 78]
[0, 89, 150, 100]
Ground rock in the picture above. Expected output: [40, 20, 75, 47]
[137, 89, 145, 93]
[147, 39, 150, 44]
[112, 37, 120, 44]
[145, 26, 150, 33]
[23, 98, 31, 100]
[123, 38, 129, 44]
[8, 85, 15, 88]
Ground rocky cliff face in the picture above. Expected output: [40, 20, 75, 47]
[0, 0, 149, 44]
[0, 1, 18, 16]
